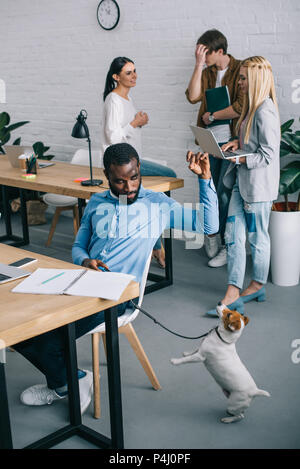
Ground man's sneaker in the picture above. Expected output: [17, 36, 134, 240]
[208, 246, 227, 268]
[20, 384, 66, 406]
[79, 369, 93, 414]
[20, 369, 93, 414]
[204, 235, 219, 259]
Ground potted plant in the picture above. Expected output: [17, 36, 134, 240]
[269, 118, 300, 286]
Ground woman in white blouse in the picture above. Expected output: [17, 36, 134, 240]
[101, 57, 176, 267]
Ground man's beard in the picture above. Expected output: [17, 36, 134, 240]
[109, 179, 142, 205]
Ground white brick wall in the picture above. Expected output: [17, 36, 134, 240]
[1, 0, 299, 203]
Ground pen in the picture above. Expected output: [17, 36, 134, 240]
[41, 272, 65, 285]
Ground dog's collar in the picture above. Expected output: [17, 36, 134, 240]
[214, 327, 231, 344]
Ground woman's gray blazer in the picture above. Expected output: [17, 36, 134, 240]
[223, 97, 280, 203]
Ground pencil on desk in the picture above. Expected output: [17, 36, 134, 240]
[41, 272, 65, 285]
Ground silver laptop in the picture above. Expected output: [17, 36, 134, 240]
[0, 263, 30, 284]
[3, 145, 33, 168]
[190, 125, 252, 159]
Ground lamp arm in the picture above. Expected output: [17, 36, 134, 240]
[87, 136, 93, 183]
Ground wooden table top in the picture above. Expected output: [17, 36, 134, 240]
[0, 245, 139, 349]
[0, 156, 184, 199]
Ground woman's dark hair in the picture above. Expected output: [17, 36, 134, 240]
[103, 56, 134, 101]
[197, 29, 228, 55]
[103, 143, 139, 174]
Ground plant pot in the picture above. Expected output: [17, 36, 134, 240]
[269, 202, 300, 286]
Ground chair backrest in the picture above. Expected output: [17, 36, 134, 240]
[117, 253, 152, 327]
[138, 253, 152, 307]
[71, 149, 103, 168]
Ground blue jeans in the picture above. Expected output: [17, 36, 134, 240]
[140, 159, 176, 249]
[14, 302, 130, 389]
[224, 183, 272, 290]
[140, 159, 177, 178]
[209, 152, 232, 244]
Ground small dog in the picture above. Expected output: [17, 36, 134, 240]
[171, 307, 270, 423]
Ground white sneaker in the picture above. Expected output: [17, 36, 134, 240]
[208, 246, 227, 268]
[20, 369, 93, 414]
[79, 369, 93, 414]
[204, 235, 219, 258]
[20, 384, 65, 406]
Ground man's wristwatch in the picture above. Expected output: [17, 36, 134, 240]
[208, 113, 215, 123]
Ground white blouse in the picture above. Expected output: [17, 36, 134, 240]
[100, 92, 142, 160]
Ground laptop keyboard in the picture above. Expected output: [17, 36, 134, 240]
[0, 274, 11, 282]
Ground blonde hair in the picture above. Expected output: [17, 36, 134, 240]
[236, 56, 278, 143]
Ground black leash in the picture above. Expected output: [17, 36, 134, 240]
[130, 300, 216, 340]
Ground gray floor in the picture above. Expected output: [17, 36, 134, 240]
[2, 210, 300, 449]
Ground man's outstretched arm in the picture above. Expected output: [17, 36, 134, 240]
[186, 151, 219, 235]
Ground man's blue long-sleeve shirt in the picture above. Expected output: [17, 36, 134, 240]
[72, 178, 218, 283]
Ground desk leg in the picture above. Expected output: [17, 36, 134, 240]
[77, 198, 86, 221]
[146, 190, 173, 294]
[19, 189, 29, 245]
[1, 185, 12, 238]
[0, 362, 13, 449]
[0, 185, 29, 246]
[64, 323, 82, 427]
[105, 306, 124, 449]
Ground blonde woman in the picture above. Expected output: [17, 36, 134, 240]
[206, 56, 280, 316]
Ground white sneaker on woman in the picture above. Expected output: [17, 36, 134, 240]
[208, 246, 227, 268]
[204, 235, 219, 259]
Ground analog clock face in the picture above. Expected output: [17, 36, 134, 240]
[97, 0, 120, 30]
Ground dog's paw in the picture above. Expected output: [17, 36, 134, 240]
[170, 358, 181, 365]
[221, 413, 244, 424]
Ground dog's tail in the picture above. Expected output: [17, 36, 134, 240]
[254, 388, 271, 398]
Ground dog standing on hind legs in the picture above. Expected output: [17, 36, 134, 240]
[171, 307, 270, 423]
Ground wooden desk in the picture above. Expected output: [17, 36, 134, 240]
[0, 244, 139, 449]
[0, 156, 184, 293]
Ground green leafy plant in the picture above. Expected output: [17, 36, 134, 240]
[278, 118, 300, 211]
[0, 111, 29, 154]
[32, 141, 55, 160]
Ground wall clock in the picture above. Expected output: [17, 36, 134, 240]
[97, 0, 120, 30]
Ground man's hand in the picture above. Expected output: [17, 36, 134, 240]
[195, 44, 208, 67]
[202, 111, 211, 126]
[82, 258, 110, 271]
[186, 151, 211, 179]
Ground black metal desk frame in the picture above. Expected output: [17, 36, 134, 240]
[0, 305, 124, 449]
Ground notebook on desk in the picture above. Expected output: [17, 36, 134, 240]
[12, 268, 135, 301]
[0, 263, 30, 284]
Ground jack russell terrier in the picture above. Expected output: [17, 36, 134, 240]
[171, 306, 270, 423]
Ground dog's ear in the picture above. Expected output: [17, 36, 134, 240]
[243, 316, 249, 326]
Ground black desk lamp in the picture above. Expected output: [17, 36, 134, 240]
[71, 109, 103, 186]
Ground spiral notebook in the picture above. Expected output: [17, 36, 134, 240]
[12, 268, 135, 301]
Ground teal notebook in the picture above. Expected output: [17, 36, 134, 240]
[205, 85, 231, 127]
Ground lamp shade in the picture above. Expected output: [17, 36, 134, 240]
[71, 110, 89, 139]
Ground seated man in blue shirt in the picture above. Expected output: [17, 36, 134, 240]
[16, 143, 218, 413]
